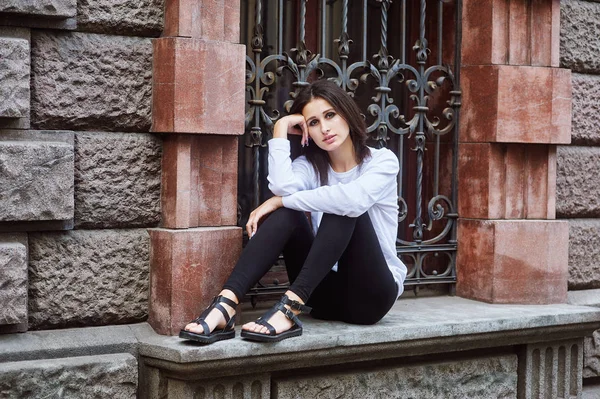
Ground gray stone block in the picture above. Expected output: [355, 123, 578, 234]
[519, 339, 583, 399]
[557, 146, 600, 218]
[568, 289, 600, 307]
[0, 234, 27, 327]
[77, 0, 164, 37]
[0, 353, 137, 398]
[74, 132, 161, 229]
[0, 0, 76, 18]
[0, 139, 74, 222]
[28, 229, 149, 330]
[583, 382, 600, 399]
[561, 0, 600, 74]
[572, 73, 600, 145]
[0, 37, 29, 118]
[274, 355, 517, 399]
[31, 31, 152, 132]
[567, 219, 600, 290]
[585, 330, 600, 379]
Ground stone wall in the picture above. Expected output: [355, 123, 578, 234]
[0, 1, 163, 332]
[559, 0, 600, 384]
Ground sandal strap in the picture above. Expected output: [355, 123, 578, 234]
[281, 295, 312, 314]
[190, 295, 238, 330]
[275, 302, 303, 328]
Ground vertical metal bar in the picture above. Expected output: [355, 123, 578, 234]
[413, 0, 427, 242]
[342, 0, 348, 33]
[362, 0, 367, 61]
[438, 0, 443, 65]
[300, 0, 306, 42]
[278, 0, 283, 54]
[321, 0, 326, 56]
[401, 0, 406, 64]
[252, 0, 263, 210]
[450, 0, 462, 244]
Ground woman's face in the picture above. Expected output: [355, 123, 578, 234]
[302, 98, 351, 154]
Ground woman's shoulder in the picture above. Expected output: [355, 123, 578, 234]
[364, 146, 399, 167]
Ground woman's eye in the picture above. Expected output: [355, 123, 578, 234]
[326, 112, 336, 119]
[308, 120, 318, 127]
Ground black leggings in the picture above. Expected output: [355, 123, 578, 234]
[223, 208, 398, 325]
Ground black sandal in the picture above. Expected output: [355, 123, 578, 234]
[179, 295, 238, 344]
[240, 295, 312, 342]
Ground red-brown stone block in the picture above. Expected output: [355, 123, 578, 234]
[162, 134, 238, 228]
[462, 0, 560, 67]
[163, 0, 239, 42]
[152, 37, 245, 135]
[461, 65, 571, 144]
[457, 219, 568, 304]
[458, 143, 556, 219]
[148, 226, 242, 335]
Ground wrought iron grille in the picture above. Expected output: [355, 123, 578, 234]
[239, 0, 462, 298]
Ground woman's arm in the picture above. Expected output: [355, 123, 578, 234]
[267, 139, 315, 196]
[267, 113, 316, 196]
[281, 149, 399, 217]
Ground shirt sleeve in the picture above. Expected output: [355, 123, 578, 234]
[267, 138, 316, 196]
[282, 149, 399, 217]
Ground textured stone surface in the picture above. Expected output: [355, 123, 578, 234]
[572, 73, 600, 145]
[568, 219, 600, 290]
[557, 146, 600, 218]
[274, 356, 517, 399]
[462, 0, 560, 66]
[458, 143, 556, 219]
[74, 132, 161, 229]
[31, 31, 152, 132]
[152, 37, 246, 135]
[0, 139, 74, 221]
[568, 289, 600, 307]
[457, 219, 568, 304]
[561, 0, 600, 74]
[77, 0, 164, 37]
[585, 330, 600, 378]
[0, 0, 76, 18]
[28, 229, 149, 330]
[149, 227, 242, 335]
[161, 134, 238, 228]
[0, 353, 137, 398]
[461, 65, 571, 144]
[521, 339, 583, 398]
[163, 0, 240, 42]
[0, 37, 29, 118]
[584, 384, 600, 399]
[0, 234, 27, 326]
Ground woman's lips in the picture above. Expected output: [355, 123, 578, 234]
[323, 134, 336, 144]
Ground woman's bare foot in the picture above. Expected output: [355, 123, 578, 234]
[184, 289, 238, 334]
[242, 290, 304, 335]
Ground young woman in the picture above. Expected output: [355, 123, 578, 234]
[179, 80, 407, 344]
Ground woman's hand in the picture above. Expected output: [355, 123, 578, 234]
[246, 196, 284, 238]
[273, 114, 310, 146]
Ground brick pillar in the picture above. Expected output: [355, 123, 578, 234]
[149, 0, 245, 335]
[456, 0, 571, 304]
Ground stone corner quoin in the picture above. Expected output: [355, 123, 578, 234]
[30, 30, 152, 132]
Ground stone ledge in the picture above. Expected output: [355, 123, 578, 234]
[2, 297, 599, 378]
[136, 297, 600, 378]
[569, 289, 600, 308]
[0, 324, 138, 363]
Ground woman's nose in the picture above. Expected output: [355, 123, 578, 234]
[321, 122, 330, 134]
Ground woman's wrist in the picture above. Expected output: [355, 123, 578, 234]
[273, 120, 288, 139]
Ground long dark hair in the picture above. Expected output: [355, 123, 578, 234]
[289, 80, 370, 186]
